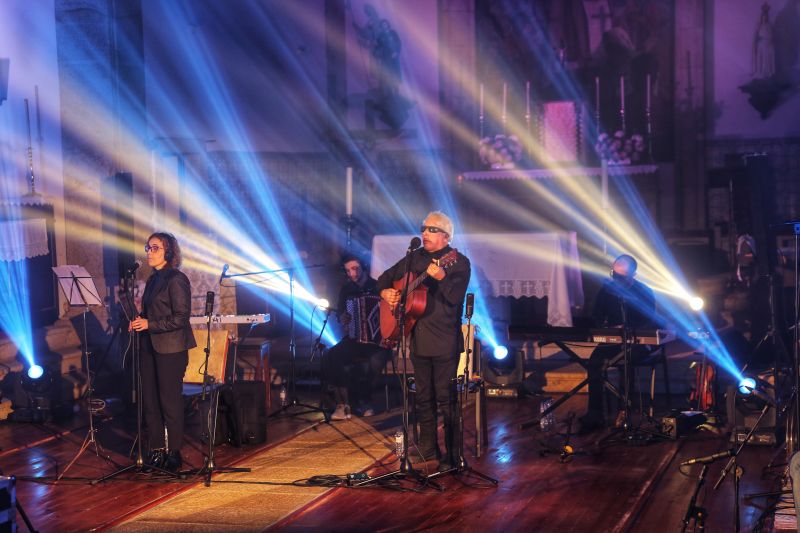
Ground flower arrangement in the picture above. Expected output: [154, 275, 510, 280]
[479, 134, 523, 169]
[595, 131, 645, 165]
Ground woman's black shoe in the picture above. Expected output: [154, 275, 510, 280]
[144, 449, 166, 471]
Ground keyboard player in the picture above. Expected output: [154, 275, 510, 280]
[580, 254, 657, 433]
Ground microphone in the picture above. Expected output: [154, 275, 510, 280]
[218, 264, 229, 285]
[408, 237, 421, 252]
[204, 291, 215, 317]
[465, 293, 474, 319]
[680, 449, 733, 466]
[125, 261, 141, 277]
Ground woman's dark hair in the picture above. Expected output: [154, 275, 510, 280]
[148, 232, 182, 268]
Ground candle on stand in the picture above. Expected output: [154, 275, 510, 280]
[646, 74, 651, 110]
[525, 80, 531, 117]
[595, 76, 600, 111]
[345, 167, 353, 216]
[502, 82, 507, 125]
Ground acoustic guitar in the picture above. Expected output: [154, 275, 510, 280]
[379, 249, 459, 348]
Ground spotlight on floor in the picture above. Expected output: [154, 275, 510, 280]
[738, 376, 757, 395]
[493, 345, 509, 360]
[689, 297, 704, 311]
[484, 348, 524, 398]
[27, 364, 44, 380]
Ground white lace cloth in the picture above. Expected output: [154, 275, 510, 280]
[371, 232, 584, 327]
[0, 218, 49, 261]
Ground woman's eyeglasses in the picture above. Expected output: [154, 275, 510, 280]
[144, 244, 161, 253]
[420, 225, 446, 234]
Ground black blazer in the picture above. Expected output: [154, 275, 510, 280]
[142, 268, 197, 354]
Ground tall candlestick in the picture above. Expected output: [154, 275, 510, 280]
[345, 167, 353, 216]
[502, 82, 507, 128]
[525, 80, 531, 117]
[595, 76, 600, 110]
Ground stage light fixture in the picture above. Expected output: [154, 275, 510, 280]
[738, 376, 757, 395]
[689, 297, 704, 311]
[27, 364, 44, 380]
[493, 345, 509, 360]
[317, 298, 330, 310]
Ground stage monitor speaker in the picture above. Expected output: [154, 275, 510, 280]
[227, 381, 267, 446]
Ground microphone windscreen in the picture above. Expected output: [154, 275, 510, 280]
[409, 236, 421, 251]
[465, 293, 474, 318]
[204, 291, 215, 316]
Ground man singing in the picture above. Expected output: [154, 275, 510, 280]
[378, 211, 470, 471]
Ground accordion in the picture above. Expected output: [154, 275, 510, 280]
[345, 295, 382, 345]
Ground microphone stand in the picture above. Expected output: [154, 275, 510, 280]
[357, 246, 443, 491]
[711, 399, 772, 532]
[94, 274, 178, 483]
[224, 265, 327, 421]
[680, 464, 709, 532]
[308, 307, 332, 423]
[426, 305, 497, 485]
[190, 293, 252, 486]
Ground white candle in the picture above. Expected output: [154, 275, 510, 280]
[502, 82, 507, 121]
[526, 80, 531, 116]
[595, 76, 600, 110]
[479, 83, 484, 118]
[646, 74, 651, 110]
[620, 76, 625, 112]
[345, 167, 353, 216]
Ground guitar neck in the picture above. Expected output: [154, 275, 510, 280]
[407, 271, 429, 293]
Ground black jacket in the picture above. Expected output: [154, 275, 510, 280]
[377, 246, 470, 357]
[142, 268, 197, 354]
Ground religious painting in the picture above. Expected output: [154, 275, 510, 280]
[476, 0, 675, 163]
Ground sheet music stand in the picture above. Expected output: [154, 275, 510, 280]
[52, 265, 117, 480]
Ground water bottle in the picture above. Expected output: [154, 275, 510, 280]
[279, 385, 287, 407]
[540, 397, 555, 432]
[394, 430, 404, 458]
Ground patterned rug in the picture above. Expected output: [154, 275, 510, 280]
[110, 418, 393, 532]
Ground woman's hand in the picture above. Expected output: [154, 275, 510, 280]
[130, 317, 149, 332]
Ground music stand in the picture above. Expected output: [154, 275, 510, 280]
[52, 265, 118, 481]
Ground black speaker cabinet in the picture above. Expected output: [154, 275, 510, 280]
[229, 381, 267, 446]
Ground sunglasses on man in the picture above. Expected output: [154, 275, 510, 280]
[420, 225, 446, 234]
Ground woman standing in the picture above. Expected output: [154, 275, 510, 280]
[130, 232, 196, 472]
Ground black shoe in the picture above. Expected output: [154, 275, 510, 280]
[164, 450, 182, 473]
[578, 413, 606, 434]
[145, 449, 166, 471]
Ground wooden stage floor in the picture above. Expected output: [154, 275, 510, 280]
[0, 388, 787, 532]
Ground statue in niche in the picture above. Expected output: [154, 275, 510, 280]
[753, 3, 776, 79]
[739, 2, 792, 118]
[349, 2, 412, 133]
